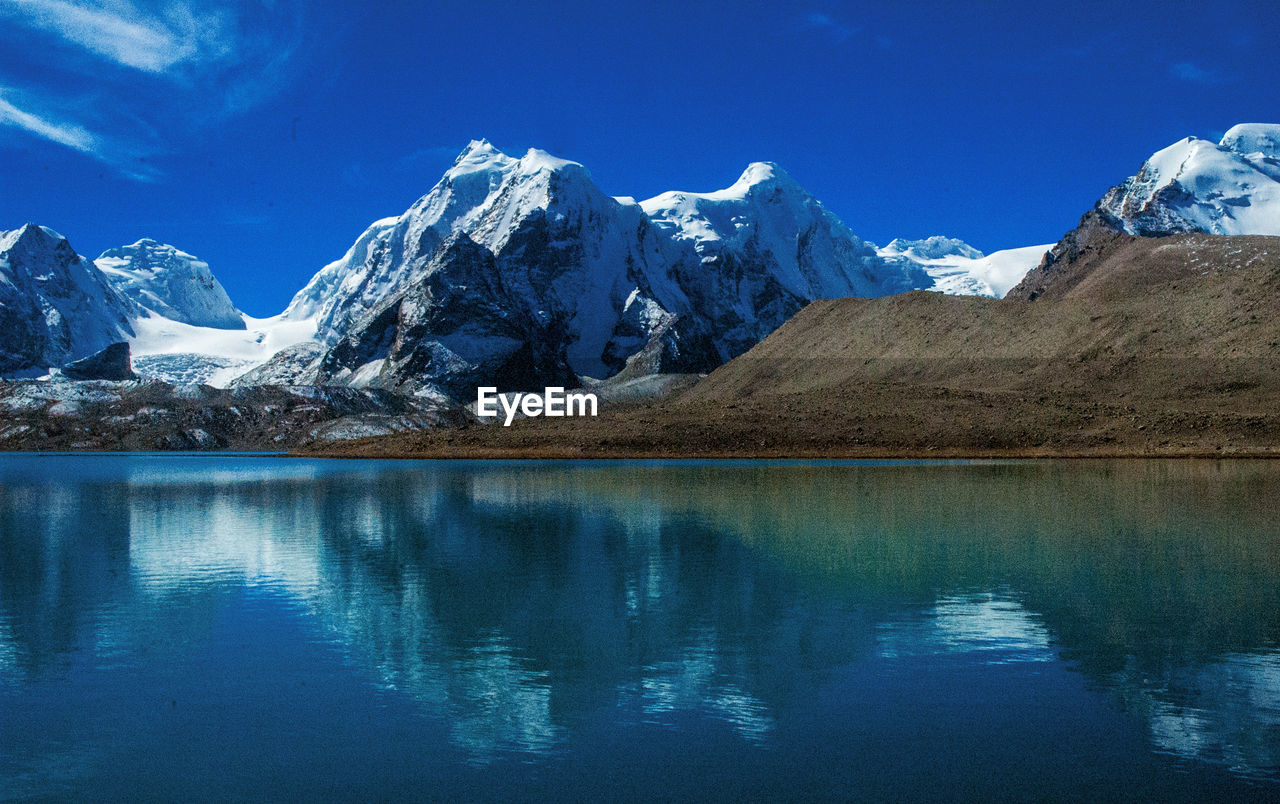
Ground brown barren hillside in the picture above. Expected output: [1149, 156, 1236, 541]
[308, 232, 1280, 459]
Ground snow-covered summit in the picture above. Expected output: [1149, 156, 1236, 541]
[286, 140, 622, 348]
[640, 160, 925, 303]
[1098, 124, 1280, 236]
[880, 236, 984, 261]
[96, 239, 245, 330]
[405, 139, 596, 249]
[639, 161, 799, 216]
[0, 223, 135, 373]
[450, 138, 517, 174]
[1219, 123, 1280, 158]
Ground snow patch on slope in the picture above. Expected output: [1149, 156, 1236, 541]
[128, 312, 318, 387]
[878, 238, 1049, 298]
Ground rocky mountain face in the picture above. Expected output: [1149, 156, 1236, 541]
[61, 342, 138, 381]
[96, 239, 245, 329]
[1007, 211, 1131, 302]
[0, 224, 136, 375]
[311, 233, 579, 398]
[274, 141, 932, 398]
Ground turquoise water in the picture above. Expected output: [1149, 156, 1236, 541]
[1, 456, 1278, 800]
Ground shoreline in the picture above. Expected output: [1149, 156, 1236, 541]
[294, 444, 1280, 461]
[2, 445, 1280, 460]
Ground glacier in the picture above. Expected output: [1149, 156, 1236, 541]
[878, 237, 1052, 298]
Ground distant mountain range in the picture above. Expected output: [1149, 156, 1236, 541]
[3, 124, 1279, 402]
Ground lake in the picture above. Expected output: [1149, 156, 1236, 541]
[1, 456, 1278, 800]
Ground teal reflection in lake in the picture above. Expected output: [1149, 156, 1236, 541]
[0, 457, 1278, 800]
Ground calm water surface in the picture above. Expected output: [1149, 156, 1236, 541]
[1, 456, 1279, 800]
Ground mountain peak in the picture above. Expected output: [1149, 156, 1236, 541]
[95, 239, 244, 330]
[3, 222, 68, 252]
[456, 138, 499, 159]
[102, 239, 199, 265]
[1219, 123, 1280, 158]
[0, 222, 136, 373]
[448, 139, 517, 178]
[446, 141, 588, 183]
[882, 236, 983, 261]
[1098, 125, 1280, 237]
[518, 147, 588, 178]
[730, 161, 802, 194]
[640, 161, 808, 212]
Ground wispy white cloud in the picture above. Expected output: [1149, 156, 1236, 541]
[802, 11, 858, 44]
[0, 0, 223, 74]
[1169, 61, 1221, 84]
[0, 0, 305, 179]
[0, 91, 97, 152]
[0, 87, 161, 181]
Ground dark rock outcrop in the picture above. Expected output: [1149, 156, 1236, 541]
[1006, 209, 1132, 302]
[61, 342, 137, 381]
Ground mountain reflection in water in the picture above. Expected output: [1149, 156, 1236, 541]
[1, 457, 1278, 798]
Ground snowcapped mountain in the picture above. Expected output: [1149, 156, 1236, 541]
[639, 162, 931, 356]
[877, 237, 1051, 298]
[285, 140, 682, 382]
[1098, 123, 1280, 236]
[880, 236, 983, 262]
[0, 224, 135, 374]
[639, 161, 925, 301]
[0, 229, 313, 385]
[96, 239, 245, 329]
[273, 140, 936, 397]
[88, 238, 314, 385]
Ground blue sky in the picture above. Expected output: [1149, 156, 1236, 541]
[1, 0, 1275, 315]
